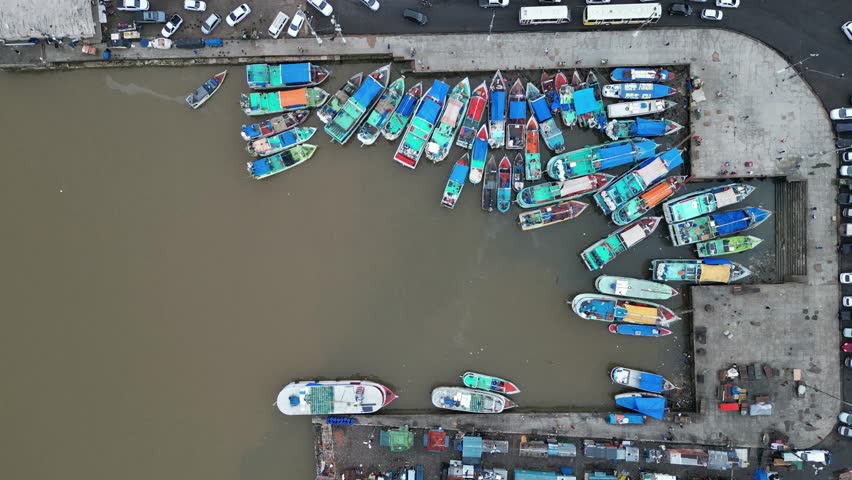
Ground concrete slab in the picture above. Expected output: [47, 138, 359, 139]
[0, 0, 96, 41]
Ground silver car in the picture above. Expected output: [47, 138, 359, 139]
[201, 13, 221, 35]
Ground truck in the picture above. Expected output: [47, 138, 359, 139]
[134, 10, 167, 23]
[479, 0, 509, 7]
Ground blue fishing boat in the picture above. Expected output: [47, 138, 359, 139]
[609, 413, 645, 425]
[469, 124, 489, 184]
[575, 72, 606, 129]
[571, 293, 679, 326]
[611, 367, 676, 393]
[393, 80, 450, 169]
[608, 324, 673, 338]
[604, 117, 684, 141]
[668, 207, 772, 246]
[497, 156, 512, 213]
[246, 126, 316, 157]
[547, 138, 657, 181]
[527, 82, 565, 153]
[245, 62, 330, 90]
[441, 154, 470, 210]
[240, 110, 310, 141]
[487, 71, 507, 149]
[610, 68, 674, 83]
[614, 392, 666, 420]
[593, 148, 684, 215]
[506, 79, 526, 150]
[325, 64, 390, 144]
[602, 83, 677, 100]
[382, 82, 423, 141]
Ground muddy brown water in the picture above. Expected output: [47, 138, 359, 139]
[0, 63, 775, 479]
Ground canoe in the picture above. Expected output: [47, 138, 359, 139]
[512, 153, 525, 192]
[651, 259, 752, 284]
[469, 124, 489, 184]
[246, 144, 317, 180]
[604, 118, 684, 141]
[696, 235, 763, 257]
[393, 80, 450, 169]
[316, 72, 363, 124]
[382, 81, 423, 141]
[275, 380, 396, 415]
[506, 79, 526, 150]
[593, 148, 684, 215]
[241, 87, 329, 116]
[185, 70, 226, 109]
[456, 80, 488, 149]
[612, 175, 687, 226]
[524, 116, 542, 181]
[431, 386, 516, 413]
[551, 71, 567, 116]
[571, 293, 680, 326]
[608, 324, 673, 338]
[668, 207, 771, 246]
[245, 63, 330, 90]
[614, 392, 666, 420]
[580, 217, 662, 271]
[611, 367, 676, 393]
[547, 138, 658, 181]
[602, 83, 677, 100]
[357, 76, 406, 146]
[497, 155, 512, 213]
[487, 70, 507, 149]
[610, 68, 674, 83]
[517, 173, 613, 209]
[461, 371, 520, 395]
[441, 153, 470, 210]
[559, 77, 576, 128]
[609, 413, 645, 425]
[662, 183, 756, 223]
[518, 200, 588, 231]
[606, 99, 677, 119]
[426, 77, 471, 163]
[575, 71, 606, 129]
[482, 155, 498, 212]
[325, 64, 391, 144]
[527, 82, 565, 153]
[595, 275, 678, 300]
[246, 126, 316, 157]
[240, 110, 310, 141]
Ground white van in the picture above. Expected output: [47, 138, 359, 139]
[268, 11, 290, 39]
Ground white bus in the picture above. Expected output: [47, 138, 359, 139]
[583, 3, 662, 25]
[519, 6, 570, 25]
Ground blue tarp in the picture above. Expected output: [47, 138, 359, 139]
[204, 38, 223, 47]
[472, 134, 488, 161]
[634, 139, 658, 160]
[515, 471, 558, 480]
[531, 98, 551, 122]
[428, 80, 450, 102]
[598, 143, 634, 162]
[449, 162, 469, 184]
[462, 436, 482, 463]
[509, 101, 526, 120]
[279, 130, 297, 145]
[638, 374, 665, 394]
[609, 413, 645, 425]
[396, 93, 417, 116]
[615, 395, 666, 420]
[249, 159, 272, 176]
[574, 88, 597, 115]
[635, 118, 666, 136]
[352, 77, 383, 106]
[419, 99, 442, 123]
[279, 63, 311, 84]
[490, 91, 506, 121]
[659, 147, 684, 170]
[613, 324, 660, 336]
[711, 208, 762, 236]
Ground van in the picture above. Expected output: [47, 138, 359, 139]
[268, 12, 290, 39]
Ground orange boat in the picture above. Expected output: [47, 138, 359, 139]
[524, 116, 541, 180]
[612, 176, 687, 226]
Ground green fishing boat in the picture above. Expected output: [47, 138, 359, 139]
[524, 116, 542, 180]
[696, 235, 763, 257]
[316, 72, 363, 124]
[325, 64, 391, 144]
[246, 144, 318, 180]
[426, 77, 471, 163]
[517, 173, 613, 209]
[559, 81, 576, 128]
[382, 82, 423, 141]
[594, 275, 678, 300]
[357, 77, 406, 146]
[611, 176, 687, 226]
[461, 372, 521, 395]
[546, 138, 658, 181]
[662, 183, 755, 223]
[246, 126, 316, 158]
[240, 88, 330, 116]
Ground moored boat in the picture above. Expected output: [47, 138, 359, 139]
[595, 275, 678, 300]
[482, 155, 498, 212]
[245, 62, 330, 90]
[559, 78, 576, 128]
[575, 72, 606, 129]
[593, 148, 684, 215]
[325, 64, 391, 144]
[246, 126, 316, 157]
[540, 71, 556, 113]
[662, 183, 756, 223]
[316, 72, 363, 124]
[571, 293, 679, 326]
[612, 175, 687, 226]
[441, 153, 470, 210]
[275, 379, 397, 415]
[609, 413, 645, 425]
[512, 153, 525, 192]
[469, 124, 489, 184]
[607, 99, 677, 119]
[506, 79, 526, 150]
[608, 324, 673, 338]
[527, 82, 565, 153]
[651, 259, 752, 284]
[456, 81, 488, 149]
[614, 392, 666, 420]
[382, 81, 423, 141]
[357, 76, 406, 146]
[393, 80, 450, 169]
[185, 70, 226, 109]
[524, 116, 542, 180]
[551, 71, 567, 115]
[696, 235, 763, 257]
[611, 367, 676, 394]
[668, 207, 771, 246]
[431, 386, 517, 413]
[426, 77, 471, 163]
[246, 144, 317, 180]
[517, 173, 613, 209]
[487, 71, 507, 149]
[610, 68, 674, 83]
[518, 200, 588, 231]
[602, 83, 677, 100]
[461, 372, 520, 395]
[547, 138, 658, 181]
[580, 217, 662, 271]
[240, 110, 310, 141]
[241, 87, 329, 116]
[497, 155, 512, 213]
[604, 117, 683, 141]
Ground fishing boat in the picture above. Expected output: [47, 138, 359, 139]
[604, 118, 683, 141]
[357, 76, 405, 146]
[393, 80, 450, 169]
[518, 200, 588, 231]
[482, 156, 498, 212]
[575, 72, 606, 129]
[456, 80, 488, 149]
[316, 72, 363, 124]
[469, 124, 489, 184]
[325, 64, 391, 144]
[241, 87, 329, 116]
[608, 324, 673, 338]
[245, 62, 330, 90]
[547, 138, 658, 181]
[668, 207, 772, 246]
[614, 392, 666, 420]
[551, 71, 567, 115]
[580, 217, 662, 271]
[506, 79, 526, 150]
[696, 235, 763, 257]
[441, 153, 470, 209]
[571, 293, 680, 326]
[541, 71, 556, 113]
[382, 82, 423, 141]
[593, 148, 684, 215]
[612, 176, 688, 226]
[512, 153, 525, 192]
[595, 275, 678, 300]
[607, 99, 677, 119]
[651, 259, 752, 284]
[609, 413, 645, 425]
[527, 82, 565, 153]
[611, 367, 676, 394]
[246, 126, 316, 157]
[426, 77, 471, 163]
[517, 173, 613, 209]
[240, 110, 310, 141]
[559, 78, 576, 128]
[611, 68, 674, 83]
[602, 83, 677, 100]
[185, 70, 226, 109]
[662, 183, 756, 223]
[461, 372, 520, 395]
[497, 156, 512, 213]
[431, 386, 517, 413]
[275, 379, 397, 415]
[642, 474, 677, 480]
[487, 71, 507, 149]
[524, 117, 542, 181]
[246, 144, 317, 180]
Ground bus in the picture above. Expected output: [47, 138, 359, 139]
[583, 3, 662, 26]
[519, 6, 570, 25]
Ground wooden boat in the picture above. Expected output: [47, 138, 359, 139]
[487, 70, 507, 149]
[696, 235, 763, 257]
[469, 124, 489, 184]
[441, 153, 470, 210]
[547, 138, 658, 181]
[240, 110, 310, 141]
[527, 82, 565, 153]
[651, 259, 752, 284]
[316, 72, 363, 124]
[456, 80, 488, 149]
[595, 275, 678, 300]
[325, 64, 391, 144]
[431, 386, 516, 413]
[662, 183, 756, 223]
[461, 372, 520, 395]
[512, 153, 525, 192]
[481, 156, 498, 212]
[517, 173, 613, 209]
[185, 70, 226, 109]
[609, 413, 645, 425]
[607, 99, 677, 119]
[524, 117, 542, 181]
[506, 79, 526, 150]
[245, 62, 330, 90]
[551, 71, 567, 116]
[246, 144, 317, 180]
[575, 71, 606, 129]
[426, 77, 471, 163]
[614, 392, 666, 420]
[611, 367, 676, 393]
[602, 83, 677, 100]
[642, 474, 677, 480]
[580, 217, 662, 271]
[610, 68, 674, 83]
[246, 126, 316, 157]
[604, 118, 683, 141]
[559, 77, 576, 128]
[241, 87, 329, 116]
[668, 207, 771, 246]
[540, 71, 555, 113]
[612, 175, 687, 226]
[497, 156, 512, 213]
[275, 380, 396, 415]
[608, 324, 673, 338]
[571, 293, 680, 326]
[393, 80, 450, 169]
[357, 76, 405, 146]
[593, 148, 684, 215]
[518, 200, 588, 231]
[382, 82, 423, 141]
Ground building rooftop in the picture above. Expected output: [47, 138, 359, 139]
[0, 0, 96, 41]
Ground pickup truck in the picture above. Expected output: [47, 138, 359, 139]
[479, 0, 509, 7]
[134, 10, 167, 23]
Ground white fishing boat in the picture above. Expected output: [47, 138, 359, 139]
[275, 380, 397, 415]
[606, 100, 677, 119]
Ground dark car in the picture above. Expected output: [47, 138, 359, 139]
[669, 3, 694, 15]
[840, 193, 852, 205]
[134, 10, 167, 23]
[403, 8, 428, 25]
[837, 123, 852, 134]
[839, 138, 852, 149]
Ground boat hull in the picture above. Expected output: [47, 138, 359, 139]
[651, 259, 752, 284]
[517, 173, 613, 209]
[696, 235, 763, 257]
[276, 380, 396, 415]
[518, 200, 588, 231]
[580, 217, 662, 271]
[431, 386, 515, 413]
[461, 372, 521, 395]
[611, 367, 675, 394]
[441, 154, 470, 209]
[571, 293, 679, 326]
[595, 275, 678, 300]
[662, 183, 756, 223]
[608, 324, 673, 338]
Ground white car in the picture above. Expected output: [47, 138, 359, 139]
[845, 297, 852, 307]
[587, 0, 611, 4]
[118, 0, 150, 11]
[701, 8, 723, 20]
[184, 0, 206, 12]
[845, 327, 852, 338]
[161, 14, 183, 38]
[288, 10, 306, 38]
[842, 272, 852, 284]
[226, 3, 252, 26]
[841, 166, 852, 177]
[201, 13, 222, 35]
[307, 0, 334, 16]
[841, 412, 852, 424]
[716, 0, 740, 7]
[831, 108, 852, 121]
[843, 21, 852, 42]
[361, 0, 381, 11]
[843, 152, 852, 163]
[840, 426, 852, 438]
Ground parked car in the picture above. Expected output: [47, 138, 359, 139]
[842, 413, 852, 425]
[587, 0, 611, 4]
[842, 310, 852, 321]
[118, 0, 150, 11]
[403, 8, 428, 25]
[108, 39, 132, 48]
[668, 3, 693, 16]
[307, 0, 334, 16]
[841, 272, 852, 284]
[201, 13, 222, 35]
[161, 14, 183, 38]
[288, 10, 306, 38]
[845, 297, 852, 307]
[716, 0, 740, 7]
[226, 3, 251, 26]
[268, 12, 290, 39]
[840, 193, 852, 205]
[843, 208, 852, 218]
[844, 343, 852, 353]
[843, 152, 852, 163]
[792, 450, 831, 464]
[847, 357, 852, 368]
[134, 10, 167, 23]
[184, 0, 206, 12]
[838, 123, 852, 134]
[839, 138, 852, 149]
[840, 426, 852, 437]
[841, 166, 852, 177]
[845, 327, 852, 338]
[832, 108, 852, 121]
[843, 21, 852, 42]
[701, 8, 723, 20]
[361, 0, 381, 11]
